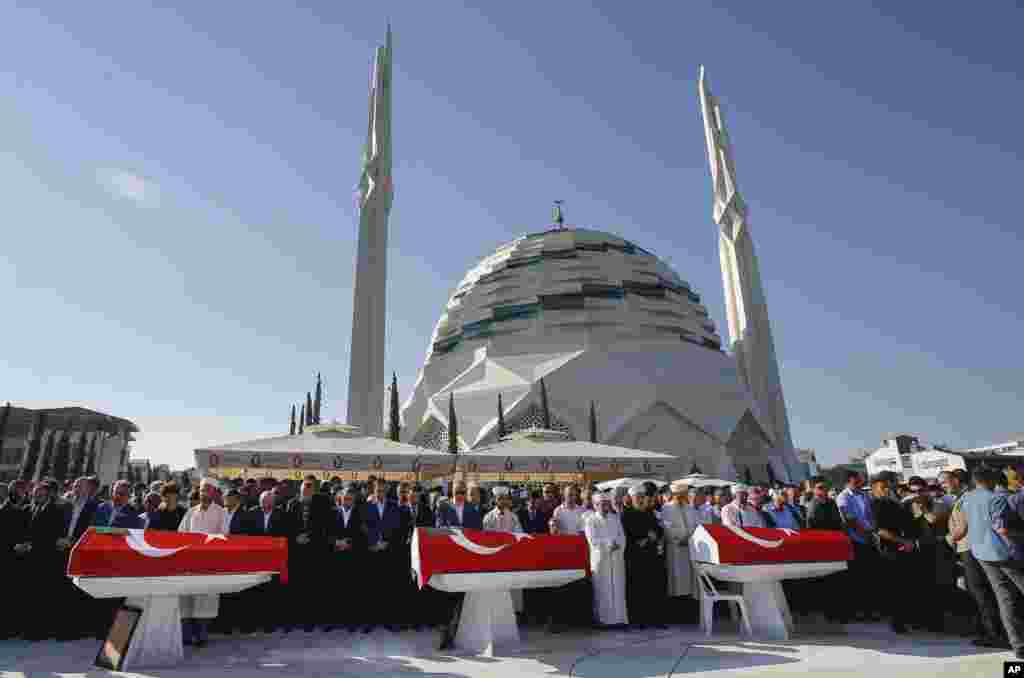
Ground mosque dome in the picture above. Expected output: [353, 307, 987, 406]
[400, 227, 788, 484]
[424, 227, 722, 365]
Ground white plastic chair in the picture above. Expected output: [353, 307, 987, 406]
[697, 567, 753, 637]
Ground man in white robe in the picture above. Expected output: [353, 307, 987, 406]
[482, 486, 525, 613]
[178, 478, 227, 646]
[584, 492, 628, 627]
[660, 481, 694, 599]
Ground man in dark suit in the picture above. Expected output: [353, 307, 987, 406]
[435, 481, 486, 647]
[0, 482, 29, 639]
[436, 482, 483, 529]
[396, 482, 435, 628]
[216, 489, 251, 634]
[516, 489, 552, 624]
[517, 490, 551, 534]
[103, 480, 145, 529]
[285, 476, 333, 631]
[328, 485, 365, 631]
[361, 478, 404, 631]
[58, 477, 104, 638]
[242, 490, 288, 632]
[17, 481, 69, 640]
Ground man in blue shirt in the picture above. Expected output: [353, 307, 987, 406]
[951, 466, 1024, 659]
[835, 470, 877, 620]
[764, 491, 803, 530]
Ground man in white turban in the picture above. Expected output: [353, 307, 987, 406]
[483, 486, 525, 613]
[661, 481, 694, 601]
[178, 478, 227, 646]
[584, 492, 628, 627]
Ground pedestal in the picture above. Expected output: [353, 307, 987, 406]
[454, 590, 519, 654]
[121, 595, 184, 669]
[740, 581, 794, 641]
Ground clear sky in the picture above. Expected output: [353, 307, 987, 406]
[3, 2, 1022, 470]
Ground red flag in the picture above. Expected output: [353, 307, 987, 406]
[68, 528, 289, 583]
[690, 525, 852, 566]
[411, 527, 588, 590]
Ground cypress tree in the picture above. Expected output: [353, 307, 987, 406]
[84, 429, 99, 476]
[744, 466, 753, 485]
[388, 373, 401, 442]
[314, 373, 323, 424]
[51, 421, 75, 483]
[19, 412, 46, 481]
[689, 462, 702, 475]
[306, 392, 313, 425]
[447, 393, 458, 454]
[497, 393, 507, 439]
[766, 463, 777, 486]
[38, 427, 58, 479]
[589, 400, 598, 443]
[299, 404, 305, 434]
[290, 404, 296, 435]
[539, 378, 551, 430]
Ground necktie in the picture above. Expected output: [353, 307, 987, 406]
[737, 510, 743, 528]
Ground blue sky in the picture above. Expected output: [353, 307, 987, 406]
[3, 2, 1022, 470]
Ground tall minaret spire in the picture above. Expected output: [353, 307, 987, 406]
[698, 66, 797, 479]
[347, 25, 393, 436]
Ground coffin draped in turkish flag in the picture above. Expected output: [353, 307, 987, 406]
[690, 524, 852, 566]
[411, 527, 589, 589]
[68, 528, 289, 583]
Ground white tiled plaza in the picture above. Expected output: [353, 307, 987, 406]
[0, 623, 1006, 677]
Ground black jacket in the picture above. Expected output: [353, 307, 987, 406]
[246, 506, 289, 537]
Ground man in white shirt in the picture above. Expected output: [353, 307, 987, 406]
[550, 484, 587, 535]
[179, 479, 227, 647]
[483, 486, 525, 613]
[548, 483, 592, 631]
[720, 485, 765, 528]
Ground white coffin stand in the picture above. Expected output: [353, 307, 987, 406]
[428, 570, 584, 654]
[694, 562, 846, 640]
[73, 573, 271, 669]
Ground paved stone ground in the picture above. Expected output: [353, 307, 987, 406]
[0, 622, 1012, 677]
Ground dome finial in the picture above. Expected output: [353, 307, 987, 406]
[553, 200, 565, 229]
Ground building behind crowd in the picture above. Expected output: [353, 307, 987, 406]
[864, 434, 966, 482]
[0, 405, 138, 488]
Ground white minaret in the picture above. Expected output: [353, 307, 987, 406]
[698, 66, 799, 479]
[347, 27, 393, 436]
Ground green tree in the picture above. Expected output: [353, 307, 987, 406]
[388, 373, 401, 442]
[447, 393, 458, 454]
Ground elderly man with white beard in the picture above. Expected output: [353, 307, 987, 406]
[584, 492, 628, 628]
[178, 478, 227, 647]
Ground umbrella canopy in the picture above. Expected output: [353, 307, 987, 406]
[595, 477, 649, 492]
[673, 473, 733, 488]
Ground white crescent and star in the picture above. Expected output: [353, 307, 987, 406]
[447, 529, 532, 556]
[723, 524, 798, 549]
[122, 530, 228, 558]
[124, 530, 189, 558]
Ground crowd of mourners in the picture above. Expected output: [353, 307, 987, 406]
[1, 465, 1024, 658]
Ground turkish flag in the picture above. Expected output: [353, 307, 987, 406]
[68, 528, 289, 583]
[691, 525, 852, 566]
[411, 527, 588, 589]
